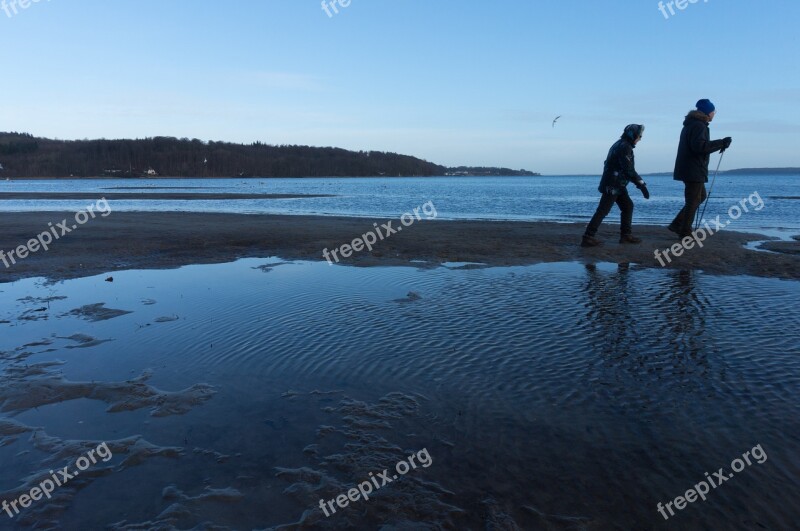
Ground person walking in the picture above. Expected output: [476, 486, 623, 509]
[668, 99, 732, 238]
[581, 124, 650, 247]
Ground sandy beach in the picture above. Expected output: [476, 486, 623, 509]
[1, 211, 798, 284]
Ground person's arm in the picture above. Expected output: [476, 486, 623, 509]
[689, 122, 725, 154]
[620, 143, 650, 198]
[619, 143, 642, 184]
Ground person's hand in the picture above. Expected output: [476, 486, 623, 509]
[637, 182, 650, 200]
[721, 137, 732, 151]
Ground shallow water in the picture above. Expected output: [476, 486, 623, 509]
[2, 175, 799, 233]
[1, 259, 798, 529]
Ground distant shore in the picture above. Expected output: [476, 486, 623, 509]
[1, 212, 798, 283]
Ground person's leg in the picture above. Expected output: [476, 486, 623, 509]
[679, 182, 707, 235]
[617, 191, 642, 243]
[617, 191, 634, 235]
[669, 206, 685, 232]
[585, 193, 616, 237]
[670, 182, 691, 231]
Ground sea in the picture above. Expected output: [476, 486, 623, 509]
[1, 174, 799, 236]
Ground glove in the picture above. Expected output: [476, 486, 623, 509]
[721, 137, 732, 151]
[637, 182, 650, 200]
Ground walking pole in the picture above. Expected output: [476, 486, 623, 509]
[695, 150, 725, 231]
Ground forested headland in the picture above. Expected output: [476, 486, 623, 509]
[0, 132, 538, 178]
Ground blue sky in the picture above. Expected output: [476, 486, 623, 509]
[1, 0, 798, 174]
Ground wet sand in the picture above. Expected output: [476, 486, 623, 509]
[0, 211, 798, 283]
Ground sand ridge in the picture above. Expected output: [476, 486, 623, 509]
[0, 212, 798, 283]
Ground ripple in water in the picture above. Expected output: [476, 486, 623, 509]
[0, 259, 798, 529]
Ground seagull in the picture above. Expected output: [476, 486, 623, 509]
[552, 115, 562, 128]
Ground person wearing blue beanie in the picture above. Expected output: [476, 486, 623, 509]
[696, 99, 715, 116]
[668, 99, 732, 238]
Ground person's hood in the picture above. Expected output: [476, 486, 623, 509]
[684, 110, 710, 126]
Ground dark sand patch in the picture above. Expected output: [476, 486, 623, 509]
[154, 315, 180, 323]
[0, 212, 798, 283]
[1, 338, 57, 364]
[61, 303, 132, 322]
[10, 295, 66, 322]
[0, 363, 216, 417]
[60, 333, 114, 349]
[18, 306, 50, 321]
[0, 417, 36, 445]
[253, 261, 294, 273]
[762, 235, 800, 255]
[17, 295, 68, 304]
[22, 338, 55, 349]
[393, 291, 422, 303]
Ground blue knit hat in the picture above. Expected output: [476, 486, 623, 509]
[696, 99, 716, 115]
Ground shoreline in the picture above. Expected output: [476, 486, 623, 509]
[1, 211, 798, 283]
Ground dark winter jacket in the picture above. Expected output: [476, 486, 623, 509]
[673, 110, 725, 183]
[598, 138, 644, 195]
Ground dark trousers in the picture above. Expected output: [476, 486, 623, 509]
[670, 182, 707, 234]
[585, 191, 633, 237]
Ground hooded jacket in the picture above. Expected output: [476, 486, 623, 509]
[673, 110, 725, 183]
[598, 137, 644, 195]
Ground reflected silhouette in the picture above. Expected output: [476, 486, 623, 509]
[661, 269, 710, 359]
[583, 262, 635, 359]
[582, 263, 711, 380]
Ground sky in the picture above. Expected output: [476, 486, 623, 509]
[0, 0, 798, 174]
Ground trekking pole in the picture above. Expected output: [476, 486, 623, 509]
[695, 150, 725, 231]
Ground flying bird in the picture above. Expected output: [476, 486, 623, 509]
[552, 115, 562, 128]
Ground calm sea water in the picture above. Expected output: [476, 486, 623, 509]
[1, 175, 799, 234]
[1, 259, 798, 529]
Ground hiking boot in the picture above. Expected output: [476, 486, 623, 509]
[619, 234, 642, 244]
[581, 235, 602, 247]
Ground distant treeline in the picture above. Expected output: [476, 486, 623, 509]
[0, 132, 538, 178]
[721, 168, 800, 175]
[446, 166, 539, 176]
